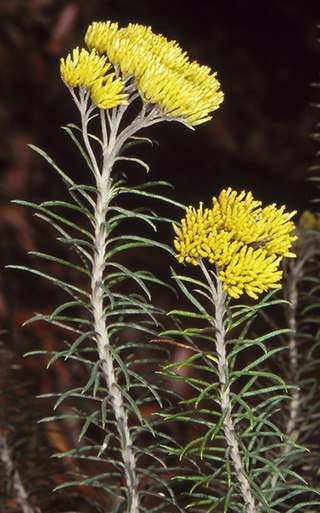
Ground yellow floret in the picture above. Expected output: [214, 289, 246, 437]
[174, 188, 297, 299]
[219, 247, 283, 299]
[60, 47, 111, 89]
[90, 74, 128, 109]
[84, 20, 224, 126]
[60, 46, 128, 109]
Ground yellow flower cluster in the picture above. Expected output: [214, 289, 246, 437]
[60, 47, 128, 109]
[174, 188, 297, 299]
[85, 21, 224, 126]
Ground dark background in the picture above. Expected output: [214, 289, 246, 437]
[1, 1, 320, 508]
[1, 0, 320, 352]
[2, 0, 320, 209]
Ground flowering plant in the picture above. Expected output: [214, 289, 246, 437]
[174, 188, 297, 298]
[161, 189, 303, 512]
[5, 18, 320, 513]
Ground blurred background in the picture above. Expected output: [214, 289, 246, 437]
[1, 0, 320, 508]
[2, 0, 320, 328]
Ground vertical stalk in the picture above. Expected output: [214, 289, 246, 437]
[282, 243, 318, 439]
[284, 259, 301, 440]
[81, 98, 173, 512]
[199, 260, 258, 513]
[0, 434, 40, 513]
[270, 254, 309, 490]
[85, 107, 140, 512]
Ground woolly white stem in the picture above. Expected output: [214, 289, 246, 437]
[270, 256, 305, 490]
[82, 104, 140, 512]
[283, 243, 318, 441]
[199, 260, 258, 513]
[77, 88, 101, 178]
[82, 94, 183, 512]
[285, 260, 300, 439]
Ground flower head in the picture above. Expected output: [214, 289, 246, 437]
[60, 47, 128, 109]
[85, 21, 224, 126]
[90, 74, 128, 109]
[60, 47, 111, 88]
[219, 247, 283, 299]
[174, 188, 297, 299]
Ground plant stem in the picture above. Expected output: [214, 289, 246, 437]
[83, 95, 180, 512]
[0, 434, 41, 513]
[270, 254, 307, 491]
[284, 258, 301, 440]
[85, 105, 140, 512]
[199, 260, 258, 513]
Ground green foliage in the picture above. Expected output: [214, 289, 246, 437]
[8, 127, 185, 512]
[7, 128, 320, 510]
[0, 340, 86, 512]
[159, 269, 320, 512]
[5, 30, 320, 513]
